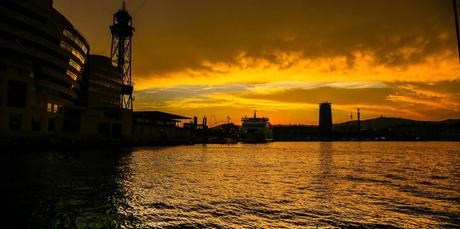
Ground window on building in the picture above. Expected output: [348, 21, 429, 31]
[98, 123, 110, 138]
[112, 124, 121, 139]
[32, 115, 41, 131]
[9, 113, 22, 131]
[47, 103, 61, 113]
[63, 30, 88, 54]
[60, 41, 86, 64]
[69, 59, 82, 72]
[7, 80, 27, 108]
[48, 118, 56, 132]
[66, 70, 78, 81]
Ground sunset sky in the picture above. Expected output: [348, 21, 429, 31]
[54, 0, 460, 125]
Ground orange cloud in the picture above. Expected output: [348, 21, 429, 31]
[135, 50, 459, 90]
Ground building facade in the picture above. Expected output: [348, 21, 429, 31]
[0, 0, 89, 134]
[132, 111, 194, 145]
[81, 55, 122, 108]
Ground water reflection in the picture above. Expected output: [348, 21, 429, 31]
[118, 142, 460, 227]
[313, 142, 336, 226]
[1, 142, 459, 227]
[1, 149, 133, 228]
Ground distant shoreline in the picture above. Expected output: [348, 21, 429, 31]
[1, 138, 458, 152]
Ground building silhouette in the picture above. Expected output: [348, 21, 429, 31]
[0, 0, 89, 133]
[319, 102, 333, 133]
[0, 0, 196, 145]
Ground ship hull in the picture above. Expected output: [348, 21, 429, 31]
[241, 128, 273, 143]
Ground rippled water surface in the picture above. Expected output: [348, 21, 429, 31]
[2, 142, 460, 228]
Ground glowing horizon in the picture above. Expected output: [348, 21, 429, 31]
[55, 0, 460, 125]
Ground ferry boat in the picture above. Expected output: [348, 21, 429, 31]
[240, 111, 273, 143]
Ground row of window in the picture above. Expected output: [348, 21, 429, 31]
[47, 102, 61, 113]
[69, 59, 82, 72]
[90, 71, 123, 84]
[0, 29, 67, 72]
[63, 29, 88, 55]
[60, 41, 86, 64]
[8, 113, 57, 132]
[66, 70, 78, 81]
[89, 95, 120, 106]
[0, 80, 63, 113]
[0, 80, 66, 111]
[90, 78, 122, 90]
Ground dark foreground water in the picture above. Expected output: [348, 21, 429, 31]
[1, 142, 460, 228]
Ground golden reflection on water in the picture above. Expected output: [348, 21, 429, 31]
[117, 142, 460, 228]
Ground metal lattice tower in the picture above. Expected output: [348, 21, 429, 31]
[110, 1, 135, 110]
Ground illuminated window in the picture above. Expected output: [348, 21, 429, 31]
[60, 41, 86, 64]
[47, 103, 61, 113]
[66, 70, 78, 81]
[60, 41, 72, 52]
[69, 59, 81, 72]
[47, 103, 53, 112]
[63, 30, 88, 54]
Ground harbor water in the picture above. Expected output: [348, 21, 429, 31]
[2, 142, 460, 228]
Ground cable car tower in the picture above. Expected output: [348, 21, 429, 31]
[111, 1, 135, 110]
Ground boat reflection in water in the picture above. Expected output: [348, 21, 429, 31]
[240, 111, 273, 143]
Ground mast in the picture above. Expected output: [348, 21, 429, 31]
[110, 1, 135, 109]
[357, 108, 361, 132]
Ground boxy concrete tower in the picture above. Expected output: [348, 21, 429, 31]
[319, 102, 333, 133]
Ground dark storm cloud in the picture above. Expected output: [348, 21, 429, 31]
[55, 0, 457, 77]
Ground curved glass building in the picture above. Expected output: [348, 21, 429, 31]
[0, 0, 89, 132]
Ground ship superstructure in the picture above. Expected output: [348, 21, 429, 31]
[241, 111, 273, 143]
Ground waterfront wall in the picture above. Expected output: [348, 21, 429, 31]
[133, 125, 195, 145]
